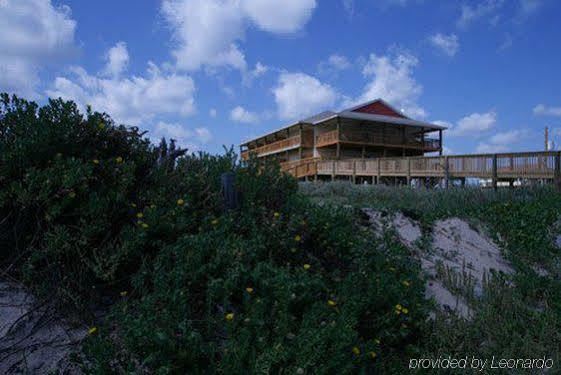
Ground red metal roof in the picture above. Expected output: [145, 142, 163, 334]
[352, 100, 407, 118]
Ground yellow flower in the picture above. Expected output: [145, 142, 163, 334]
[402, 280, 411, 287]
[294, 235, 301, 242]
[327, 300, 337, 307]
[374, 338, 381, 345]
[141, 223, 149, 229]
[369, 351, 377, 359]
[150, 204, 156, 209]
[136, 212, 144, 218]
[245, 287, 254, 293]
[395, 310, 401, 315]
[115, 156, 123, 163]
[389, 267, 396, 272]
[88, 327, 97, 335]
[352, 347, 360, 355]
[98, 123, 105, 129]
[225, 313, 234, 321]
[395, 304, 403, 311]
[120, 291, 127, 297]
[131, 203, 137, 208]
[211, 219, 218, 225]
[402, 308, 408, 314]
[303, 264, 311, 270]
[177, 199, 184, 206]
[68, 191, 76, 198]
[92, 159, 100, 164]
[273, 212, 280, 217]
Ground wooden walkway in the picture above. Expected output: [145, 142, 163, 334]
[283, 151, 561, 187]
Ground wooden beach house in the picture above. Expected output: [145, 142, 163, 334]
[240, 99, 561, 188]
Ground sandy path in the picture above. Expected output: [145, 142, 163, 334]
[361, 209, 514, 320]
[0, 281, 86, 374]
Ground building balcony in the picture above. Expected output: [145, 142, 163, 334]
[241, 135, 303, 160]
[315, 130, 441, 151]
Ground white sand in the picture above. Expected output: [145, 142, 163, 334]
[0, 281, 86, 374]
[361, 209, 514, 320]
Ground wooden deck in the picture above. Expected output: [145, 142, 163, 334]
[315, 129, 441, 151]
[283, 151, 561, 186]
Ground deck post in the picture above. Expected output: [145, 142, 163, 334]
[555, 151, 561, 189]
[336, 117, 341, 160]
[377, 158, 381, 185]
[407, 157, 411, 186]
[444, 156, 449, 189]
[492, 154, 498, 190]
[352, 160, 357, 184]
[332, 160, 336, 181]
[439, 129, 443, 156]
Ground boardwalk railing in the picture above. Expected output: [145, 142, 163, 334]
[283, 151, 561, 185]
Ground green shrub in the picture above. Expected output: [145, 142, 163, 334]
[2, 94, 430, 373]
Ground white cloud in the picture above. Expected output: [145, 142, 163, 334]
[242, 0, 317, 34]
[428, 33, 459, 57]
[209, 108, 217, 117]
[161, 0, 316, 72]
[519, 0, 543, 16]
[161, 0, 246, 72]
[195, 127, 212, 143]
[242, 61, 269, 85]
[350, 51, 426, 119]
[452, 111, 497, 136]
[151, 121, 212, 150]
[342, 0, 354, 16]
[533, 104, 561, 117]
[230, 106, 259, 124]
[456, 0, 504, 29]
[475, 129, 527, 153]
[46, 42, 196, 127]
[318, 54, 351, 74]
[102, 42, 129, 78]
[0, 0, 77, 97]
[273, 73, 337, 120]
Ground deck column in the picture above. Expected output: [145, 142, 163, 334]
[336, 117, 341, 160]
[492, 154, 498, 190]
[377, 158, 381, 184]
[332, 160, 336, 181]
[298, 124, 303, 160]
[444, 156, 450, 189]
[439, 129, 443, 156]
[555, 151, 561, 189]
[352, 160, 357, 184]
[406, 157, 411, 186]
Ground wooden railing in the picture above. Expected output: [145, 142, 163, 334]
[242, 136, 301, 160]
[315, 130, 338, 147]
[315, 130, 441, 151]
[281, 151, 561, 182]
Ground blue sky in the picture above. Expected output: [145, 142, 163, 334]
[1, 0, 561, 155]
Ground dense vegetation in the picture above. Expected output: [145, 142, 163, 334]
[302, 182, 561, 372]
[2, 94, 559, 374]
[0, 94, 429, 374]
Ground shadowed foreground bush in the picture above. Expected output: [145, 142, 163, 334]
[0, 94, 428, 374]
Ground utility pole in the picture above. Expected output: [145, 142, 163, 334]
[545, 126, 549, 151]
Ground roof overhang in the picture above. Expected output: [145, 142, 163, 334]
[338, 111, 446, 131]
